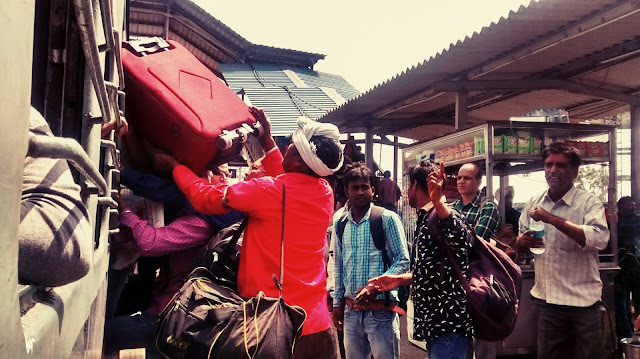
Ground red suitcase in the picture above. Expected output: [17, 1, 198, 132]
[122, 38, 260, 174]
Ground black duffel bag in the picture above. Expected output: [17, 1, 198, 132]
[157, 185, 307, 358]
[156, 267, 306, 358]
[196, 218, 247, 289]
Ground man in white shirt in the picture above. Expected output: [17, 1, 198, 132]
[516, 142, 610, 359]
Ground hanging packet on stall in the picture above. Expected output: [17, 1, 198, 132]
[464, 141, 474, 158]
[530, 137, 542, 155]
[445, 147, 454, 162]
[493, 136, 504, 154]
[474, 137, 485, 156]
[518, 136, 531, 155]
[504, 135, 518, 154]
[601, 141, 610, 157]
[586, 142, 603, 158]
[575, 141, 588, 157]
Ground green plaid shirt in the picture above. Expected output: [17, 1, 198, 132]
[452, 192, 500, 239]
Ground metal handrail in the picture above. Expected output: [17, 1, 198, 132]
[113, 30, 125, 89]
[73, 0, 121, 128]
[27, 133, 107, 195]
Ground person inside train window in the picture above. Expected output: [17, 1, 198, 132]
[104, 159, 258, 358]
[19, 107, 93, 287]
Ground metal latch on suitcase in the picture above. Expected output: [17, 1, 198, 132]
[125, 37, 170, 56]
[218, 122, 264, 150]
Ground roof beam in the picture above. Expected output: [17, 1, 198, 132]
[130, 7, 245, 62]
[468, 1, 640, 79]
[457, 38, 640, 112]
[432, 79, 640, 106]
[349, 115, 453, 129]
[340, 137, 409, 149]
[363, 1, 640, 122]
[544, 37, 640, 79]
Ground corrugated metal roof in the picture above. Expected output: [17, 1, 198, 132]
[283, 66, 360, 101]
[129, 0, 326, 68]
[318, 0, 640, 141]
[221, 64, 360, 136]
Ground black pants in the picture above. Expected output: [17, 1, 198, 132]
[536, 300, 604, 359]
[294, 327, 340, 359]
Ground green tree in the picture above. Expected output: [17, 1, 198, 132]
[575, 164, 609, 202]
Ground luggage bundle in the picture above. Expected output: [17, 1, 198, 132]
[196, 219, 247, 290]
[157, 186, 306, 358]
[156, 267, 306, 359]
[122, 37, 262, 174]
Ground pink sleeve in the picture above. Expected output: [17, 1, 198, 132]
[172, 165, 230, 214]
[262, 148, 284, 176]
[119, 212, 214, 257]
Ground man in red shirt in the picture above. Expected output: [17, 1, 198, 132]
[156, 108, 344, 358]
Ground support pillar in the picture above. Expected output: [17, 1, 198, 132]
[365, 127, 374, 170]
[498, 176, 508, 225]
[393, 136, 399, 181]
[632, 106, 640, 201]
[455, 91, 468, 130]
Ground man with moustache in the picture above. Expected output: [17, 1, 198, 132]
[517, 142, 610, 359]
[156, 108, 344, 358]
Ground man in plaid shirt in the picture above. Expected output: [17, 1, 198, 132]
[452, 162, 501, 359]
[452, 163, 500, 240]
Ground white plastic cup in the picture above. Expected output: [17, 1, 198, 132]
[529, 220, 545, 254]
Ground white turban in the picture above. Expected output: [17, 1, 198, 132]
[291, 117, 343, 177]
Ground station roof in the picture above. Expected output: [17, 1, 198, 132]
[318, 0, 640, 141]
[220, 63, 360, 136]
[129, 0, 326, 75]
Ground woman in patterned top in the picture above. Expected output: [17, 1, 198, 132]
[369, 161, 474, 359]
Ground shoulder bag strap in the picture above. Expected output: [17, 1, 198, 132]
[336, 210, 348, 243]
[369, 205, 390, 267]
[428, 210, 472, 295]
[220, 217, 249, 262]
[439, 243, 472, 295]
[272, 185, 286, 296]
[369, 205, 392, 306]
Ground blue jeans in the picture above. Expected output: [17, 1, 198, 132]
[343, 306, 400, 359]
[427, 332, 470, 359]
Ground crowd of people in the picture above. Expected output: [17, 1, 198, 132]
[21, 104, 635, 359]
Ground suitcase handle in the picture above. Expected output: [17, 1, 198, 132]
[125, 37, 170, 56]
[217, 122, 264, 150]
